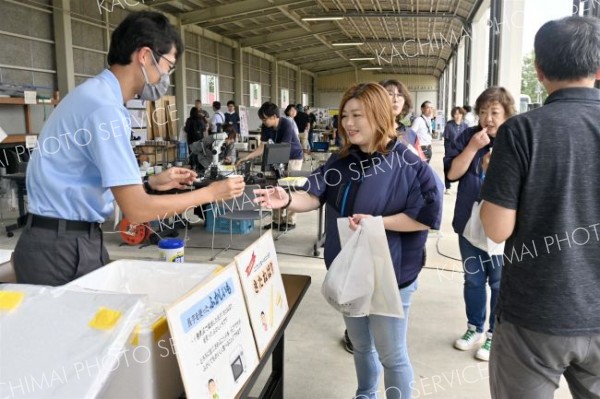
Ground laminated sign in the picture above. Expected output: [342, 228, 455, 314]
[234, 231, 289, 357]
[166, 264, 259, 399]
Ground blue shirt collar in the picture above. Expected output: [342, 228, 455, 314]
[97, 69, 125, 105]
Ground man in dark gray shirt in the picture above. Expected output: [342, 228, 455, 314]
[480, 16, 600, 399]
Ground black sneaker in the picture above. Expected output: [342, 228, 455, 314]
[264, 223, 279, 230]
[344, 329, 353, 354]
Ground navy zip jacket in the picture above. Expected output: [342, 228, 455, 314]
[304, 140, 443, 287]
[443, 126, 494, 235]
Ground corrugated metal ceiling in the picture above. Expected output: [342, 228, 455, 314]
[149, 0, 481, 77]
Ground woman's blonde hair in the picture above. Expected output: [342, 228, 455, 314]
[338, 82, 396, 157]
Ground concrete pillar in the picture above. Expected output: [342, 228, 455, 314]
[498, 0, 525, 101]
[456, 41, 465, 107]
[52, 0, 75, 96]
[174, 22, 187, 132]
[470, 3, 490, 104]
[234, 47, 243, 105]
[271, 60, 279, 104]
[295, 68, 302, 105]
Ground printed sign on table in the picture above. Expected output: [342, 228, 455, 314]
[166, 264, 259, 399]
[234, 231, 289, 356]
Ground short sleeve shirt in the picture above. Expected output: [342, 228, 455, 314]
[26, 69, 141, 223]
[481, 87, 600, 335]
[260, 117, 303, 160]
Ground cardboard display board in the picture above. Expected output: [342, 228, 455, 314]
[234, 232, 289, 356]
[166, 264, 259, 399]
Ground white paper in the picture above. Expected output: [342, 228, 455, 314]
[23, 90, 37, 104]
[0, 126, 7, 143]
[25, 135, 38, 149]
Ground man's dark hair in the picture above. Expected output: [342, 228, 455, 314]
[421, 101, 431, 109]
[258, 102, 279, 119]
[463, 105, 472, 113]
[296, 104, 303, 112]
[227, 100, 235, 106]
[107, 11, 183, 66]
[212, 101, 221, 110]
[195, 99, 201, 103]
[535, 16, 600, 81]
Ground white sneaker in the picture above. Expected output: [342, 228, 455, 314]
[475, 333, 493, 361]
[454, 326, 484, 351]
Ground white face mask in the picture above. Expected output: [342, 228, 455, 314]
[139, 52, 170, 101]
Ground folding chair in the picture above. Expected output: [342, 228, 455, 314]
[210, 184, 273, 261]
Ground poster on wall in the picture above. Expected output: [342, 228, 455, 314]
[166, 264, 259, 399]
[238, 105, 249, 138]
[435, 109, 446, 135]
[234, 232, 289, 357]
[313, 108, 329, 126]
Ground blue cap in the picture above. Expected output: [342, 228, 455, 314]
[158, 238, 184, 249]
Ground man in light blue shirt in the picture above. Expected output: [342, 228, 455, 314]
[14, 11, 245, 285]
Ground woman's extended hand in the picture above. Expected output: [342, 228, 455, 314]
[252, 186, 289, 209]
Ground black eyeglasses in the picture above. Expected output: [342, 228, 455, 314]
[153, 52, 176, 75]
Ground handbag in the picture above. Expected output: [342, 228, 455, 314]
[463, 201, 505, 256]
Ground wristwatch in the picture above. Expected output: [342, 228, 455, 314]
[143, 175, 152, 192]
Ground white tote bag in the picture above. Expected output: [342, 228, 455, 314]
[362, 217, 404, 318]
[321, 223, 374, 317]
[463, 201, 505, 256]
[321, 217, 404, 318]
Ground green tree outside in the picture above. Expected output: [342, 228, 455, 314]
[521, 51, 548, 105]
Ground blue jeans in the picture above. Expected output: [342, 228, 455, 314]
[458, 235, 503, 333]
[344, 281, 417, 399]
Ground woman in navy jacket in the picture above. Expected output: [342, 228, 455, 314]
[443, 87, 516, 361]
[254, 83, 443, 399]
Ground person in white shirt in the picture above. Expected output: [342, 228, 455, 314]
[463, 105, 477, 127]
[410, 101, 434, 163]
[210, 101, 225, 133]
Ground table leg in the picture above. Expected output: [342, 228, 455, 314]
[258, 333, 284, 398]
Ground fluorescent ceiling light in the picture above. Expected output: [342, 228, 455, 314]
[301, 17, 344, 21]
[332, 42, 364, 46]
[350, 57, 375, 61]
[361, 67, 382, 70]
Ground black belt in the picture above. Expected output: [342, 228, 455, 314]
[29, 214, 100, 232]
[421, 145, 432, 149]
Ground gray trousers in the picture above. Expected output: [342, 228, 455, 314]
[13, 218, 109, 286]
[490, 318, 600, 399]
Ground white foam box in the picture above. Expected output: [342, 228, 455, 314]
[0, 249, 15, 283]
[68, 259, 221, 399]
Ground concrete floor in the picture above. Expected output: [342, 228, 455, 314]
[0, 140, 573, 399]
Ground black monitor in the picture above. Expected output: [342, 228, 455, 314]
[261, 143, 290, 178]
